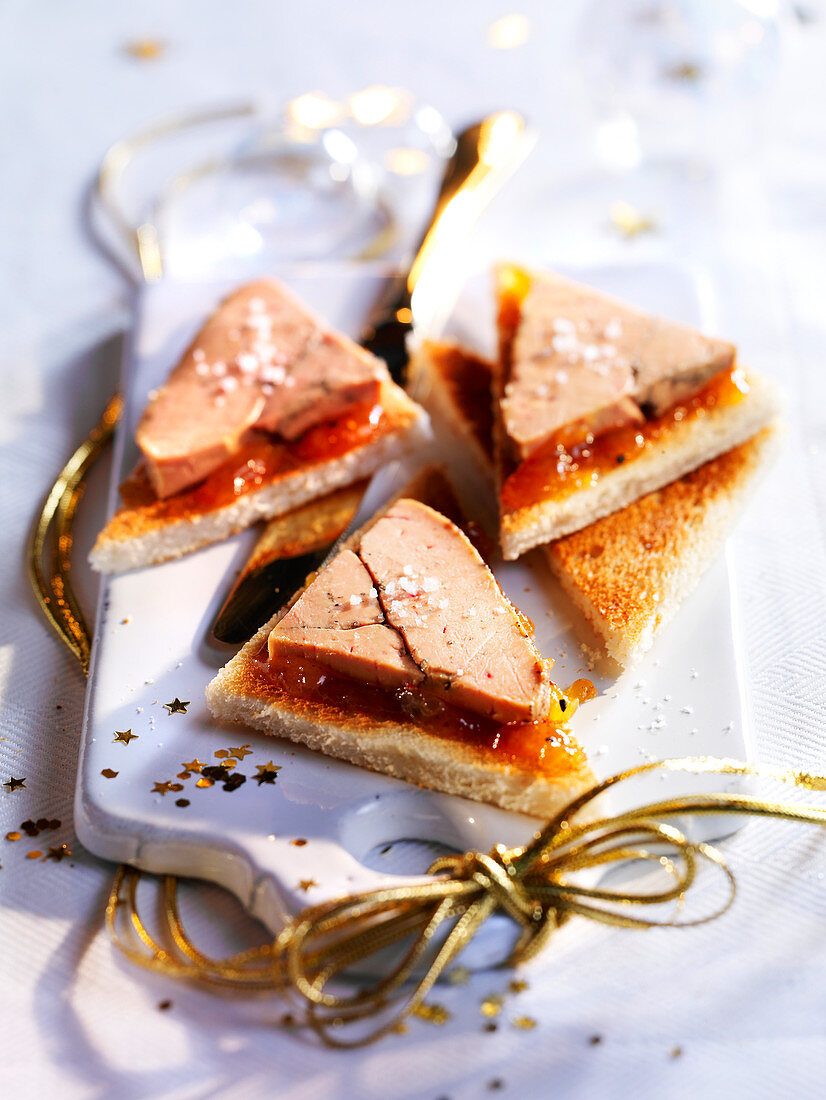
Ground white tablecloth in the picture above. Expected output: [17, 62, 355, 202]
[3, 3, 826, 1096]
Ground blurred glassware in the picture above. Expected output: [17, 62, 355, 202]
[576, 0, 781, 172]
[93, 91, 455, 284]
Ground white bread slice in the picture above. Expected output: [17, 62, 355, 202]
[499, 368, 781, 559]
[89, 382, 427, 574]
[546, 426, 782, 668]
[206, 474, 595, 818]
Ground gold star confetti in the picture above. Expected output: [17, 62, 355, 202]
[297, 878, 317, 892]
[255, 761, 282, 775]
[447, 967, 471, 985]
[182, 759, 203, 773]
[229, 744, 253, 759]
[5, 832, 21, 842]
[3, 777, 26, 791]
[252, 761, 281, 785]
[113, 730, 138, 745]
[665, 61, 702, 82]
[101, 769, 119, 779]
[411, 1002, 451, 1025]
[45, 844, 72, 862]
[163, 698, 190, 715]
[480, 995, 504, 1018]
[512, 1016, 537, 1030]
[508, 979, 529, 994]
[610, 200, 658, 240]
[123, 38, 166, 61]
[152, 781, 173, 796]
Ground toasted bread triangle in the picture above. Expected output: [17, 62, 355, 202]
[206, 469, 595, 818]
[546, 426, 781, 667]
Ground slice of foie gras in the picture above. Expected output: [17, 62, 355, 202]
[500, 270, 735, 458]
[136, 279, 383, 499]
[501, 271, 645, 459]
[267, 549, 422, 689]
[630, 316, 734, 416]
[359, 499, 552, 723]
[257, 329, 383, 441]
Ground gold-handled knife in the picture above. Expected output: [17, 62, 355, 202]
[210, 110, 534, 645]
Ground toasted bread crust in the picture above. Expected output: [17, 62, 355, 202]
[546, 426, 781, 666]
[206, 618, 595, 818]
[498, 370, 781, 558]
[90, 382, 424, 573]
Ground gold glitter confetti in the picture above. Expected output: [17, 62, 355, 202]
[169, 783, 184, 792]
[175, 799, 190, 808]
[176, 771, 190, 780]
[610, 200, 658, 239]
[390, 1021, 409, 1034]
[253, 761, 281, 785]
[447, 967, 471, 985]
[291, 838, 307, 847]
[5, 832, 21, 842]
[101, 769, 118, 779]
[196, 777, 214, 788]
[124, 38, 166, 61]
[214, 749, 230, 759]
[45, 844, 72, 862]
[297, 879, 318, 892]
[512, 1016, 537, 1030]
[480, 995, 504, 1018]
[483, 1022, 498, 1033]
[670, 1046, 683, 1059]
[26, 850, 42, 860]
[163, 698, 190, 715]
[182, 759, 203, 773]
[229, 744, 253, 759]
[255, 761, 282, 775]
[411, 1002, 451, 1025]
[158, 998, 172, 1010]
[152, 781, 173, 796]
[3, 777, 26, 791]
[665, 61, 701, 82]
[508, 979, 529, 994]
[113, 730, 138, 745]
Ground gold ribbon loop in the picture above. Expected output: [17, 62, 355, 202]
[107, 755, 826, 1047]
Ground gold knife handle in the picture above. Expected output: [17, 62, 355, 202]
[361, 110, 532, 383]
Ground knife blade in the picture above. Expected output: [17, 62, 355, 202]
[210, 111, 534, 645]
[210, 481, 367, 644]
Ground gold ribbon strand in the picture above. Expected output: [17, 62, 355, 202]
[107, 757, 826, 1048]
[30, 399, 826, 1047]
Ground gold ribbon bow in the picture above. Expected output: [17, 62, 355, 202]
[108, 755, 826, 1048]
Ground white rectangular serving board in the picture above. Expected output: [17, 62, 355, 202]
[78, 261, 752, 965]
